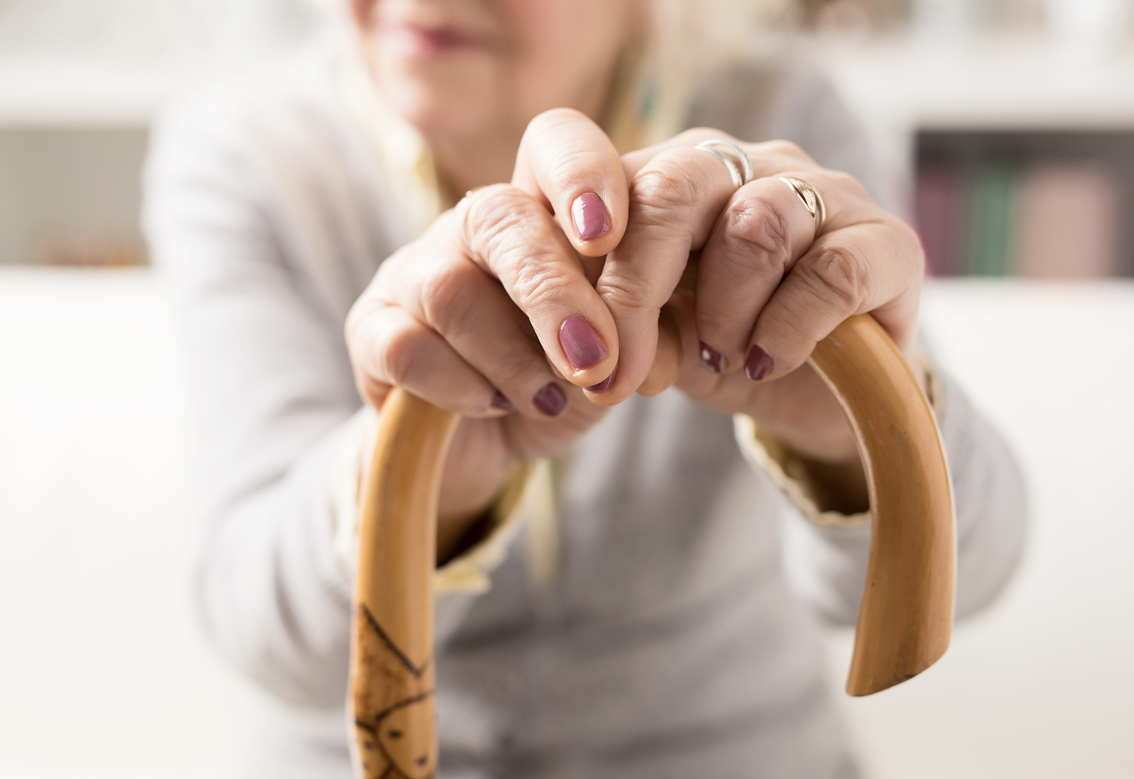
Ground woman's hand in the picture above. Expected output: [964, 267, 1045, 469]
[589, 130, 926, 476]
[345, 110, 628, 552]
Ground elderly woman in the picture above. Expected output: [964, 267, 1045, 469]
[145, 1, 1026, 777]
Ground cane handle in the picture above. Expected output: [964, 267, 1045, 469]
[349, 313, 955, 777]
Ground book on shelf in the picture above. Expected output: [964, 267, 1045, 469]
[968, 163, 1017, 277]
[914, 163, 964, 276]
[915, 157, 1121, 278]
[1014, 163, 1119, 279]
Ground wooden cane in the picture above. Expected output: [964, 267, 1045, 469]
[349, 306, 955, 778]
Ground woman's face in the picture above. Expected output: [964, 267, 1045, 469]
[356, 0, 643, 144]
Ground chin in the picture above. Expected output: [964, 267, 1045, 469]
[375, 47, 499, 131]
[382, 77, 498, 143]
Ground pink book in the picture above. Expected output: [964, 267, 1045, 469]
[915, 163, 963, 276]
[1014, 163, 1119, 279]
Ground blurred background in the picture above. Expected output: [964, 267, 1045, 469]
[1, 0, 1132, 777]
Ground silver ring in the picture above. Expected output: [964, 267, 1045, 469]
[779, 176, 826, 237]
[694, 139, 754, 191]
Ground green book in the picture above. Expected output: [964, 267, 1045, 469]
[967, 163, 1018, 276]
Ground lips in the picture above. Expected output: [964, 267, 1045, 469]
[382, 21, 487, 57]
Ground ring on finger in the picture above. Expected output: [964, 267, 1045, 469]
[779, 176, 827, 238]
[694, 139, 754, 191]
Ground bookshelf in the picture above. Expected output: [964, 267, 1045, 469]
[811, 33, 1134, 278]
[916, 130, 1134, 277]
[0, 0, 332, 266]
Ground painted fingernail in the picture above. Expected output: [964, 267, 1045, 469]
[586, 366, 617, 393]
[744, 345, 774, 381]
[571, 192, 610, 241]
[534, 382, 568, 416]
[491, 391, 514, 412]
[700, 342, 724, 374]
[559, 315, 608, 370]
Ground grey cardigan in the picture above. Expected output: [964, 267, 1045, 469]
[144, 40, 1027, 779]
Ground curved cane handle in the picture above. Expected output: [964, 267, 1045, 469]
[349, 314, 955, 776]
[808, 314, 955, 695]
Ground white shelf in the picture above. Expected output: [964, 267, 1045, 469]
[0, 0, 337, 128]
[0, 55, 286, 127]
[813, 33, 1134, 133]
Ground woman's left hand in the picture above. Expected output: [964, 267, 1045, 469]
[588, 129, 926, 465]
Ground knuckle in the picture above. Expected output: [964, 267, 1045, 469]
[807, 244, 868, 310]
[726, 194, 791, 262]
[631, 160, 701, 221]
[514, 263, 575, 317]
[462, 184, 528, 252]
[599, 272, 656, 314]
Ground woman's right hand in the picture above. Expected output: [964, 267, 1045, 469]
[345, 110, 627, 541]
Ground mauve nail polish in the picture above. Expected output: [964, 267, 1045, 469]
[571, 192, 610, 240]
[534, 382, 568, 416]
[744, 345, 774, 381]
[491, 391, 514, 411]
[699, 342, 724, 373]
[559, 316, 608, 370]
[586, 367, 616, 393]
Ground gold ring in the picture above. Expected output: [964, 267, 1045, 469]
[779, 177, 826, 238]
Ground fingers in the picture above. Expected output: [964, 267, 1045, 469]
[347, 301, 508, 416]
[458, 185, 618, 389]
[347, 182, 618, 423]
[693, 176, 824, 375]
[349, 252, 577, 419]
[589, 138, 772, 403]
[404, 255, 576, 418]
[749, 218, 924, 380]
[512, 108, 628, 257]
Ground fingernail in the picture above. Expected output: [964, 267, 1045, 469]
[699, 342, 724, 374]
[586, 366, 617, 393]
[559, 315, 608, 370]
[491, 390, 514, 412]
[571, 192, 610, 241]
[744, 345, 774, 381]
[534, 382, 568, 416]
